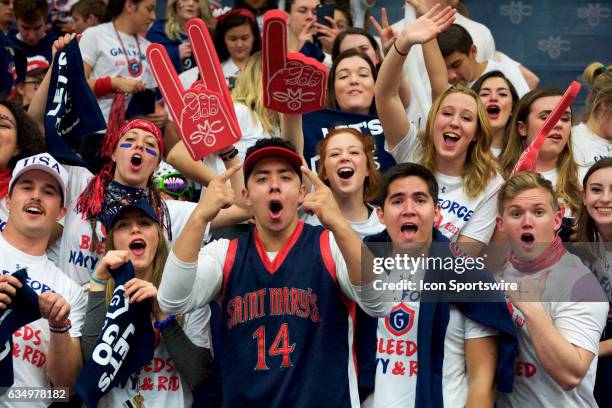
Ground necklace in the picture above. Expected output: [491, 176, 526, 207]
[134, 371, 144, 408]
[112, 21, 143, 77]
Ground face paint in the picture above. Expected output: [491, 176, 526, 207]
[145, 148, 158, 157]
[119, 143, 132, 149]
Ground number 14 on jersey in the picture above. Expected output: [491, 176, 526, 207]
[252, 323, 296, 370]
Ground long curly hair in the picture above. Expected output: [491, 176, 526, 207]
[0, 98, 47, 170]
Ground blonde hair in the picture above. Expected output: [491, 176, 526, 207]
[418, 86, 497, 199]
[103, 224, 182, 325]
[499, 88, 582, 215]
[165, 0, 214, 41]
[581, 62, 612, 123]
[497, 171, 559, 215]
[231, 52, 280, 134]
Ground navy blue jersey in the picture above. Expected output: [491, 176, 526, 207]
[218, 221, 358, 407]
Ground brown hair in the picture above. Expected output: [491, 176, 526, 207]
[326, 48, 377, 115]
[317, 128, 380, 202]
[419, 86, 497, 199]
[499, 87, 582, 215]
[575, 157, 612, 243]
[497, 171, 559, 215]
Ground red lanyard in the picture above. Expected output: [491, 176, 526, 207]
[112, 22, 143, 77]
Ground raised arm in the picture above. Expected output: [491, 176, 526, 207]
[376, 4, 455, 149]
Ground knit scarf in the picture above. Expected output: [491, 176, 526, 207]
[509, 236, 567, 274]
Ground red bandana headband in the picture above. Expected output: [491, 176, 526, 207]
[101, 118, 164, 159]
[77, 119, 164, 221]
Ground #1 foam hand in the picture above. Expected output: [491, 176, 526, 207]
[262, 10, 329, 114]
[147, 18, 241, 161]
[512, 81, 581, 176]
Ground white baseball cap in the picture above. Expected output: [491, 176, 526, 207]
[9, 153, 68, 201]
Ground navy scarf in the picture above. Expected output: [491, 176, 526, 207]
[0, 33, 25, 97]
[44, 37, 105, 166]
[361, 229, 517, 407]
[76, 262, 154, 407]
[0, 269, 41, 393]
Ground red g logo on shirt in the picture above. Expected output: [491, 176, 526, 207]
[385, 304, 415, 336]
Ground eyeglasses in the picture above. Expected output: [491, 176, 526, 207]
[154, 174, 193, 199]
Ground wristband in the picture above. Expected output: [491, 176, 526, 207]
[219, 147, 238, 162]
[154, 315, 176, 329]
[49, 319, 72, 334]
[89, 269, 107, 285]
[94, 77, 113, 98]
[393, 40, 408, 57]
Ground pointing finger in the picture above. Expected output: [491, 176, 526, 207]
[219, 163, 242, 182]
[300, 166, 326, 190]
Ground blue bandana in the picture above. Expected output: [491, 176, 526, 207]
[44, 37, 105, 166]
[75, 262, 154, 407]
[0, 269, 41, 393]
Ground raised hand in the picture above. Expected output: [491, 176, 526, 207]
[92, 250, 130, 286]
[315, 17, 340, 54]
[263, 10, 328, 114]
[0, 274, 23, 310]
[397, 4, 456, 50]
[52, 33, 78, 59]
[196, 163, 241, 222]
[39, 292, 71, 328]
[301, 166, 344, 230]
[123, 278, 158, 304]
[369, 8, 397, 54]
[148, 18, 242, 161]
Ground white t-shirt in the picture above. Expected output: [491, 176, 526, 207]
[571, 122, 612, 182]
[371, 265, 496, 407]
[221, 59, 240, 88]
[491, 147, 502, 158]
[79, 22, 157, 124]
[305, 204, 385, 239]
[59, 191, 197, 286]
[583, 238, 612, 322]
[496, 252, 608, 408]
[97, 307, 210, 408]
[469, 60, 530, 98]
[0, 233, 86, 408]
[386, 124, 503, 244]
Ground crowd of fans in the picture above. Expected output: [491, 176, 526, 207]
[0, 0, 611, 407]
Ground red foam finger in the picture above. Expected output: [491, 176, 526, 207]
[263, 10, 289, 81]
[148, 44, 187, 121]
[186, 19, 232, 108]
[512, 81, 581, 175]
[148, 44, 242, 160]
[262, 12, 329, 114]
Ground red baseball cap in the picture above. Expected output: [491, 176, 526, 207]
[243, 146, 303, 181]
